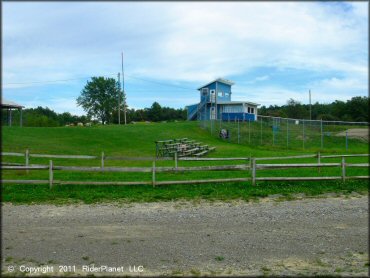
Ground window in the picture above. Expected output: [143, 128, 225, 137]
[224, 105, 242, 113]
[247, 107, 255, 114]
[202, 88, 208, 96]
[218, 91, 223, 97]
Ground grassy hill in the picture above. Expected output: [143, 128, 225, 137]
[2, 121, 369, 204]
[3, 121, 368, 156]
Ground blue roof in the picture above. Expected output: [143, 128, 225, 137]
[217, 101, 260, 106]
[197, 78, 234, 90]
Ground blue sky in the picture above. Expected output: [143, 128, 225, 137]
[2, 2, 368, 115]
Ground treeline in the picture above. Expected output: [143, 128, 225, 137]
[2, 107, 89, 127]
[111, 102, 186, 123]
[2, 102, 186, 127]
[259, 96, 369, 122]
[3, 97, 368, 127]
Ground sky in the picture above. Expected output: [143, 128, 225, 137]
[2, 1, 368, 115]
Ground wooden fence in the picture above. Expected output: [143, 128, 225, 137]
[1, 151, 369, 189]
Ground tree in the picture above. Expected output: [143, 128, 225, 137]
[77, 77, 122, 124]
[148, 102, 162, 122]
[346, 96, 369, 122]
[284, 98, 308, 119]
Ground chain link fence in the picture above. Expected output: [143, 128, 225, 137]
[200, 115, 369, 151]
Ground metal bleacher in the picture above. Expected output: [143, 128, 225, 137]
[155, 138, 216, 158]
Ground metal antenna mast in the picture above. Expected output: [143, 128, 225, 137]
[121, 52, 127, 125]
[117, 72, 121, 125]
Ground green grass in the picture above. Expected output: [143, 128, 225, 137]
[203, 120, 368, 152]
[215, 256, 225, 261]
[2, 121, 369, 204]
[2, 178, 368, 204]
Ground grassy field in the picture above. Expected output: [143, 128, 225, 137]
[2, 121, 369, 204]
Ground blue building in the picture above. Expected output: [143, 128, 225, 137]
[187, 78, 259, 121]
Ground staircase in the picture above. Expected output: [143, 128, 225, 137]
[188, 101, 206, 121]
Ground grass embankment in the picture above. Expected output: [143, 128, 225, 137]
[204, 119, 369, 151]
[2, 121, 369, 204]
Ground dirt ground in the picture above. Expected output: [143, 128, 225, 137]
[336, 128, 369, 142]
[2, 194, 369, 276]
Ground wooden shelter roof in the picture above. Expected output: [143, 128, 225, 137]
[1, 99, 24, 108]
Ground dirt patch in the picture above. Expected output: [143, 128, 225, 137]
[336, 128, 369, 142]
[2, 196, 368, 276]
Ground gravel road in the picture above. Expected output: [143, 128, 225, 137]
[2, 195, 369, 276]
[336, 128, 369, 142]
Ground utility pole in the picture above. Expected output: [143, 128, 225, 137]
[117, 72, 121, 125]
[309, 89, 312, 121]
[121, 52, 127, 125]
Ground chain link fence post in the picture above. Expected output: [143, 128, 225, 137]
[302, 119, 305, 149]
[272, 118, 275, 146]
[260, 117, 263, 145]
[321, 119, 324, 149]
[286, 118, 289, 149]
[237, 119, 240, 144]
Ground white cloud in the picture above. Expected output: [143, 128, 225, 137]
[2, 2, 368, 111]
[131, 2, 367, 82]
[233, 86, 307, 106]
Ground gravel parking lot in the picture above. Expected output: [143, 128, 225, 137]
[2, 194, 368, 276]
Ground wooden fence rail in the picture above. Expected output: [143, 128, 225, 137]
[320, 154, 370, 158]
[104, 156, 172, 161]
[1, 157, 369, 188]
[1, 152, 24, 157]
[257, 163, 342, 169]
[178, 157, 250, 161]
[2, 150, 369, 165]
[31, 154, 96, 159]
[2, 151, 369, 188]
[2, 165, 49, 170]
[255, 154, 316, 161]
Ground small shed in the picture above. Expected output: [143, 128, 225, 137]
[1, 99, 24, 127]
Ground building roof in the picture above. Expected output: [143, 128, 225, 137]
[1, 99, 24, 108]
[197, 78, 235, 90]
[218, 101, 260, 106]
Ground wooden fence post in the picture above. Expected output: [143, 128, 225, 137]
[152, 160, 156, 187]
[341, 157, 346, 183]
[101, 152, 104, 168]
[25, 149, 29, 174]
[317, 152, 321, 173]
[174, 152, 178, 169]
[49, 160, 53, 189]
[252, 158, 256, 186]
